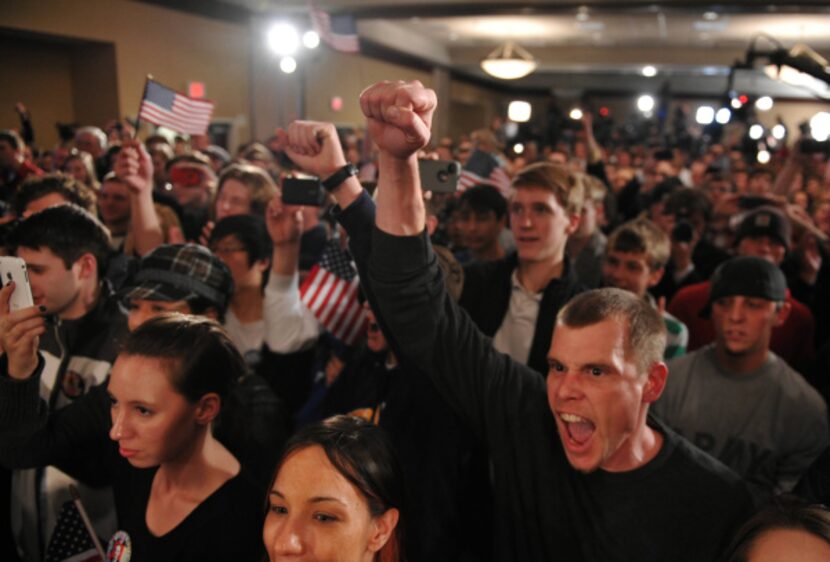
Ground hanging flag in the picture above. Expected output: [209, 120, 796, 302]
[137, 79, 214, 136]
[309, 2, 360, 53]
[300, 240, 367, 345]
[45, 500, 103, 562]
[459, 149, 512, 197]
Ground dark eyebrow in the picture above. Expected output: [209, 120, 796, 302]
[269, 490, 347, 507]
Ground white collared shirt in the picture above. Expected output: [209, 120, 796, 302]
[492, 270, 543, 364]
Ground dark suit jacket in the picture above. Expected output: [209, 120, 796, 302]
[459, 253, 585, 375]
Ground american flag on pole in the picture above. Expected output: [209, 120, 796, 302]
[459, 149, 512, 197]
[45, 500, 103, 562]
[300, 241, 367, 345]
[137, 79, 214, 136]
[309, 2, 360, 53]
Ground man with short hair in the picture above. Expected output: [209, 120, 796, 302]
[566, 173, 607, 288]
[11, 173, 96, 218]
[459, 162, 585, 375]
[456, 184, 507, 263]
[165, 154, 217, 241]
[287, 81, 753, 562]
[602, 218, 688, 359]
[654, 256, 828, 496]
[5, 204, 127, 561]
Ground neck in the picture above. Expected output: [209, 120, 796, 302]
[603, 413, 664, 472]
[230, 286, 263, 322]
[517, 256, 565, 293]
[60, 280, 101, 321]
[156, 430, 237, 493]
[715, 345, 769, 374]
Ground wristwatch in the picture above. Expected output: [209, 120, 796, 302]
[321, 163, 358, 192]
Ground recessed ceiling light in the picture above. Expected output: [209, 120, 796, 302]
[703, 11, 718, 21]
[642, 65, 657, 77]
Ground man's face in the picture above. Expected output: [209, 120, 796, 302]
[99, 180, 132, 228]
[75, 133, 102, 158]
[546, 318, 663, 473]
[602, 250, 662, 298]
[510, 186, 578, 264]
[747, 173, 773, 195]
[127, 298, 193, 332]
[214, 179, 253, 222]
[457, 205, 504, 255]
[17, 246, 82, 317]
[210, 234, 265, 291]
[737, 235, 786, 266]
[169, 164, 211, 208]
[711, 296, 785, 359]
[0, 140, 19, 168]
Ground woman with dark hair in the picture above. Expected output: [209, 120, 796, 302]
[721, 497, 830, 562]
[0, 307, 264, 561]
[264, 415, 404, 562]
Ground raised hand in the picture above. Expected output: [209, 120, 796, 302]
[114, 140, 154, 196]
[265, 197, 304, 246]
[275, 121, 347, 179]
[0, 283, 45, 380]
[359, 80, 437, 160]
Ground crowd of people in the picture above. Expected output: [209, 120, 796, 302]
[0, 77, 829, 561]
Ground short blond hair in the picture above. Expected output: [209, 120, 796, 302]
[512, 162, 584, 214]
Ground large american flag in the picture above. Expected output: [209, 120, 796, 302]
[309, 2, 360, 53]
[45, 500, 102, 562]
[138, 79, 214, 136]
[459, 149, 512, 197]
[300, 241, 367, 345]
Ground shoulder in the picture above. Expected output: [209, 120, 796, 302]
[769, 354, 827, 417]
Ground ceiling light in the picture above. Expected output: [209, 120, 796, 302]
[637, 95, 655, 113]
[642, 65, 657, 77]
[514, 143, 525, 155]
[716, 107, 731, 124]
[481, 42, 537, 80]
[280, 56, 297, 74]
[730, 97, 743, 109]
[302, 30, 320, 49]
[703, 11, 718, 21]
[772, 124, 786, 139]
[757, 150, 771, 164]
[696, 106, 715, 125]
[810, 112, 830, 141]
[755, 96, 774, 111]
[749, 124, 764, 140]
[569, 108, 583, 120]
[267, 22, 299, 56]
[508, 100, 532, 122]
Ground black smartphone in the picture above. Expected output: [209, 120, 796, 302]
[419, 159, 461, 193]
[281, 177, 327, 206]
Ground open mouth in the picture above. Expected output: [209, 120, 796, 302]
[559, 412, 596, 448]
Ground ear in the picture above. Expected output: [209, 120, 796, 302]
[564, 212, 581, 235]
[255, 258, 270, 274]
[646, 265, 665, 288]
[194, 392, 222, 425]
[367, 508, 400, 555]
[74, 253, 98, 280]
[773, 301, 791, 327]
[642, 361, 668, 404]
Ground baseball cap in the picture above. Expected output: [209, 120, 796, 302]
[702, 256, 787, 317]
[734, 206, 791, 250]
[122, 243, 234, 311]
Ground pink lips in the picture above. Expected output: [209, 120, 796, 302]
[119, 447, 138, 459]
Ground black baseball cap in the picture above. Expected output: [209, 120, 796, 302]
[701, 256, 787, 317]
[735, 206, 791, 251]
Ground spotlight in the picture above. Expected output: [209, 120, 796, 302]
[514, 143, 525, 155]
[280, 56, 297, 74]
[749, 124, 764, 140]
[508, 100, 532, 122]
[303, 30, 320, 49]
[696, 106, 715, 125]
[810, 112, 830, 141]
[731, 97, 743, 109]
[715, 107, 731, 124]
[755, 96, 774, 111]
[642, 65, 657, 77]
[757, 149, 771, 164]
[569, 108, 584, 120]
[772, 124, 786, 140]
[268, 22, 299, 56]
[637, 95, 655, 113]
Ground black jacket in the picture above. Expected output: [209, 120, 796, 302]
[459, 253, 585, 375]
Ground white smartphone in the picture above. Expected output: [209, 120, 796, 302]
[0, 257, 34, 311]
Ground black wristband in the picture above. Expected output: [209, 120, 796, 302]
[321, 163, 358, 192]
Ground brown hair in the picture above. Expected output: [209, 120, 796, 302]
[216, 163, 278, 217]
[557, 288, 666, 372]
[512, 162, 584, 214]
[606, 219, 670, 271]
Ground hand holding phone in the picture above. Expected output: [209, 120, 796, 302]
[0, 257, 34, 311]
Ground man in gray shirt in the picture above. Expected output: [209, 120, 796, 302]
[653, 256, 828, 497]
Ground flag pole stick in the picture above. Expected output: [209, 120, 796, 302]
[69, 485, 107, 560]
[133, 74, 153, 140]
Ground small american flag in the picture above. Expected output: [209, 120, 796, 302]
[459, 149, 512, 197]
[300, 241, 367, 345]
[309, 2, 360, 53]
[45, 500, 103, 562]
[138, 79, 214, 136]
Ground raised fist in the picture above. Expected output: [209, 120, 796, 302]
[359, 80, 437, 160]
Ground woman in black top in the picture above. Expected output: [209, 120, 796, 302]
[0, 309, 264, 562]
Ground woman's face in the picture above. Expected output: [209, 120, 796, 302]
[107, 355, 201, 468]
[215, 179, 253, 221]
[63, 157, 89, 183]
[264, 445, 397, 562]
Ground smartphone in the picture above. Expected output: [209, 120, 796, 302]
[0, 257, 34, 311]
[419, 159, 461, 193]
[282, 177, 327, 207]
